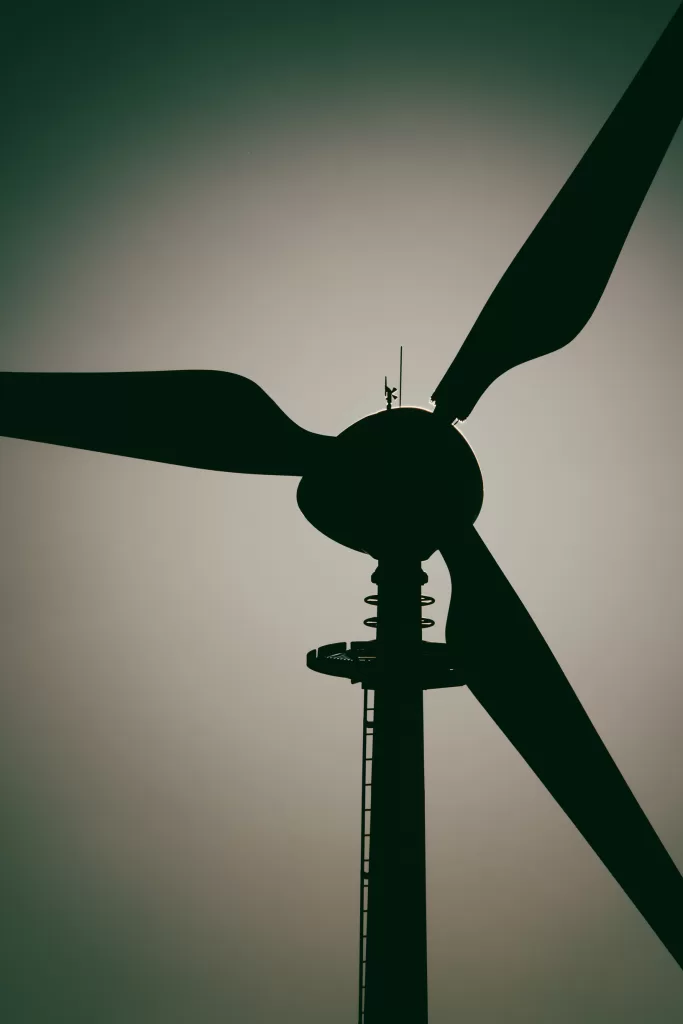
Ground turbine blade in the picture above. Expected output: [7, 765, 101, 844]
[440, 527, 683, 968]
[0, 370, 333, 475]
[432, 1, 683, 422]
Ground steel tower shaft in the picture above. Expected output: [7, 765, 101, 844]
[363, 560, 429, 1024]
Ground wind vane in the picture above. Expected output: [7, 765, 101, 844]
[384, 347, 403, 411]
[384, 377, 397, 410]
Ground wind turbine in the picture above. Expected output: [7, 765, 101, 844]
[2, 3, 683, 1021]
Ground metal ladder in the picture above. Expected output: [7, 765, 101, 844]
[358, 686, 375, 1024]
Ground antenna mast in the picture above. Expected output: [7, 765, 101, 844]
[399, 347, 403, 407]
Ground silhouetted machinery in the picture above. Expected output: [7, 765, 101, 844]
[1, 4, 683, 1022]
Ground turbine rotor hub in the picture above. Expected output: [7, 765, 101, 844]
[297, 406, 483, 559]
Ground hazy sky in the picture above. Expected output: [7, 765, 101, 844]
[1, 2, 683, 1021]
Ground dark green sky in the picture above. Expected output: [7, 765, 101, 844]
[1, 2, 682, 1021]
[2, 0, 680, 263]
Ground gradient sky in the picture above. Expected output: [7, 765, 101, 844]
[1, 2, 683, 1021]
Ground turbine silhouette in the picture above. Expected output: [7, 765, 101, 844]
[2, 4, 683, 1021]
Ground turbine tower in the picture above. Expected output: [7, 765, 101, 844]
[1, 4, 683, 1020]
